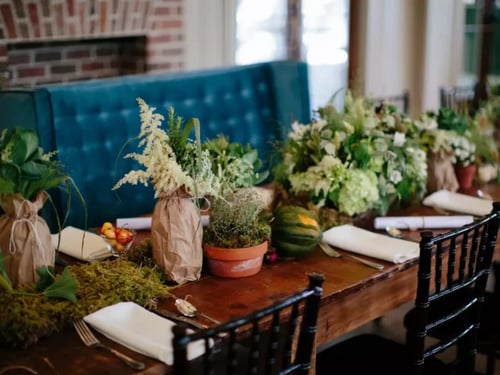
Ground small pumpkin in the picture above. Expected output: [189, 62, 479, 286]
[271, 205, 322, 258]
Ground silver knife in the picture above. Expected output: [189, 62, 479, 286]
[151, 308, 208, 330]
[319, 241, 384, 270]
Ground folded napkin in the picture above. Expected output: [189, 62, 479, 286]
[116, 215, 209, 229]
[322, 224, 419, 264]
[422, 190, 493, 217]
[374, 215, 474, 230]
[52, 226, 110, 261]
[84, 302, 207, 365]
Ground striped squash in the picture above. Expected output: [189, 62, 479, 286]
[271, 205, 322, 258]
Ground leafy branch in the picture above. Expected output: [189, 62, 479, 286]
[0, 251, 77, 302]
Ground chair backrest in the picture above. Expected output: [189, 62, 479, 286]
[440, 85, 476, 116]
[172, 272, 324, 375]
[409, 202, 500, 374]
[373, 91, 409, 114]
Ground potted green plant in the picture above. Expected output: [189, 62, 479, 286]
[203, 188, 271, 278]
[0, 127, 81, 287]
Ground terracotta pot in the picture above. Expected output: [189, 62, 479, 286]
[454, 164, 477, 190]
[203, 241, 268, 278]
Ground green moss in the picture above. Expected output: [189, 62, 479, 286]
[0, 259, 172, 348]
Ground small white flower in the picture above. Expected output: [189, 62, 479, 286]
[389, 170, 403, 184]
[393, 132, 406, 147]
[320, 140, 336, 155]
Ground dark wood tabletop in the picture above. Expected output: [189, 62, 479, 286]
[1, 183, 499, 375]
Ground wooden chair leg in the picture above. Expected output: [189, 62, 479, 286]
[485, 350, 496, 375]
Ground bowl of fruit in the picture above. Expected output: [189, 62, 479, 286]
[99, 222, 135, 256]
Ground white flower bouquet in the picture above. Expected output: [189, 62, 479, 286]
[113, 98, 222, 284]
[113, 98, 220, 198]
[274, 93, 428, 217]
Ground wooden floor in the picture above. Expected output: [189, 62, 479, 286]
[319, 301, 500, 374]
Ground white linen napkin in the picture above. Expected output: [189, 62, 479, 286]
[422, 190, 493, 217]
[322, 224, 419, 264]
[52, 226, 110, 261]
[84, 302, 207, 365]
[374, 215, 474, 230]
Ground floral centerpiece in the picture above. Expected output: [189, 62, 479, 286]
[113, 98, 221, 284]
[273, 93, 428, 220]
[417, 107, 498, 190]
[113, 98, 220, 199]
[474, 98, 500, 183]
[0, 128, 81, 287]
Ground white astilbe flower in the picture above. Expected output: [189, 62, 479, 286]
[289, 121, 309, 140]
[113, 98, 220, 198]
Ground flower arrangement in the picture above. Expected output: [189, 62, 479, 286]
[113, 98, 220, 199]
[273, 93, 428, 217]
[418, 107, 496, 168]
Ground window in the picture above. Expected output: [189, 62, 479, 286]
[235, 0, 350, 110]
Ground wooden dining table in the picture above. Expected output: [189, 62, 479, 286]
[1, 183, 499, 375]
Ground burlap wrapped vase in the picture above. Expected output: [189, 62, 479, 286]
[151, 189, 203, 284]
[427, 153, 459, 193]
[0, 192, 55, 287]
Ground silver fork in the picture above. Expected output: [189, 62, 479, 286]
[73, 320, 146, 370]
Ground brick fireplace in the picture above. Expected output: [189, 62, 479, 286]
[0, 0, 184, 88]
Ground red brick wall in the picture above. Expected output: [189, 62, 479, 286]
[0, 0, 184, 88]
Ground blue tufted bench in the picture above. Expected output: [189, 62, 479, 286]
[0, 61, 311, 229]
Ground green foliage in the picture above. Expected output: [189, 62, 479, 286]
[41, 268, 77, 302]
[433, 107, 469, 134]
[0, 128, 69, 200]
[0, 252, 77, 302]
[166, 107, 201, 172]
[0, 251, 12, 292]
[204, 189, 271, 248]
[203, 134, 269, 194]
[0, 259, 171, 348]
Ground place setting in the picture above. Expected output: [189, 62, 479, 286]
[78, 301, 212, 367]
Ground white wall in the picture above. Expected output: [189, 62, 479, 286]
[420, 0, 465, 112]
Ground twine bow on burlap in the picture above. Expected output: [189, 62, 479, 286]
[0, 192, 54, 287]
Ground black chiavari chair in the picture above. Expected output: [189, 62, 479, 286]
[172, 272, 324, 375]
[317, 203, 500, 375]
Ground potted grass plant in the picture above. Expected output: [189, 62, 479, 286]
[202, 188, 271, 278]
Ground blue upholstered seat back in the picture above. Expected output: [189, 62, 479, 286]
[1, 61, 310, 229]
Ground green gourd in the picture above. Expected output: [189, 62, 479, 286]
[271, 205, 322, 258]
